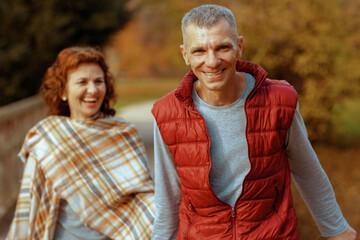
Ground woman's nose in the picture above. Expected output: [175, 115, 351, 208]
[87, 82, 97, 93]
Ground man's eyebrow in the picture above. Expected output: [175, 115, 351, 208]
[222, 42, 233, 47]
[190, 46, 204, 53]
[189, 40, 234, 53]
[217, 41, 234, 48]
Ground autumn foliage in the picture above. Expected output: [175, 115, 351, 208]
[112, 0, 360, 145]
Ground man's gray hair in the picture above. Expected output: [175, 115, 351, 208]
[181, 4, 238, 42]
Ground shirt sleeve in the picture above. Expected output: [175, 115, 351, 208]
[285, 103, 349, 237]
[151, 120, 181, 240]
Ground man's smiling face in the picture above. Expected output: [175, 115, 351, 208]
[180, 19, 243, 95]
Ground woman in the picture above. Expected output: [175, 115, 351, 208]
[7, 46, 155, 239]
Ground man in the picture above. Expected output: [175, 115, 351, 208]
[151, 4, 357, 240]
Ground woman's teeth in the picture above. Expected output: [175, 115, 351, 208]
[83, 98, 96, 103]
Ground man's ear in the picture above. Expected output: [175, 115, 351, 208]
[180, 44, 190, 66]
[236, 36, 244, 58]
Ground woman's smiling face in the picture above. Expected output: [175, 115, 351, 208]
[64, 63, 106, 120]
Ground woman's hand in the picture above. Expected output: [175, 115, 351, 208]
[328, 226, 357, 240]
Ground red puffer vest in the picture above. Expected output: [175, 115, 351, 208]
[152, 61, 300, 240]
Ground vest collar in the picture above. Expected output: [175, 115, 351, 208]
[175, 61, 268, 108]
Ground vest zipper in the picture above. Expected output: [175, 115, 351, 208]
[186, 200, 198, 240]
[198, 112, 242, 238]
[232, 207, 236, 239]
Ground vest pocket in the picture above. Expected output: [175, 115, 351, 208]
[185, 200, 198, 240]
[274, 186, 280, 211]
[273, 186, 285, 233]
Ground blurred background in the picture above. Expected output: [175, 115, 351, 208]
[0, 0, 359, 239]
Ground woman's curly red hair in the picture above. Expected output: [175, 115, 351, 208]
[40, 46, 116, 117]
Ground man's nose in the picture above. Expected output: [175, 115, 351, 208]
[206, 51, 220, 67]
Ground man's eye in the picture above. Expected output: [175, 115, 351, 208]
[219, 46, 229, 50]
[193, 49, 204, 54]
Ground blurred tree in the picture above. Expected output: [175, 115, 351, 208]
[114, 0, 360, 144]
[113, 0, 236, 78]
[238, 0, 360, 143]
[0, 0, 131, 106]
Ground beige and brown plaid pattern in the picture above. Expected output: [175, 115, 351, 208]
[7, 116, 155, 240]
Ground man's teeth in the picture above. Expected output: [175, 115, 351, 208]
[206, 70, 223, 76]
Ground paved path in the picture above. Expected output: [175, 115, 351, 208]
[0, 100, 156, 239]
[117, 100, 155, 177]
[118, 100, 155, 144]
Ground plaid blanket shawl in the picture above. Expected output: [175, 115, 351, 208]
[7, 116, 155, 240]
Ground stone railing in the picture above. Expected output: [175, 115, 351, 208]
[0, 96, 47, 221]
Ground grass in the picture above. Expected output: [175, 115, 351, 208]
[114, 78, 180, 109]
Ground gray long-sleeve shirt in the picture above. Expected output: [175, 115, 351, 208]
[152, 73, 348, 239]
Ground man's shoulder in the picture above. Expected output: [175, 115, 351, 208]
[263, 78, 294, 88]
[155, 90, 177, 104]
[262, 79, 298, 96]
[152, 88, 194, 123]
[152, 89, 180, 113]
[252, 78, 298, 108]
